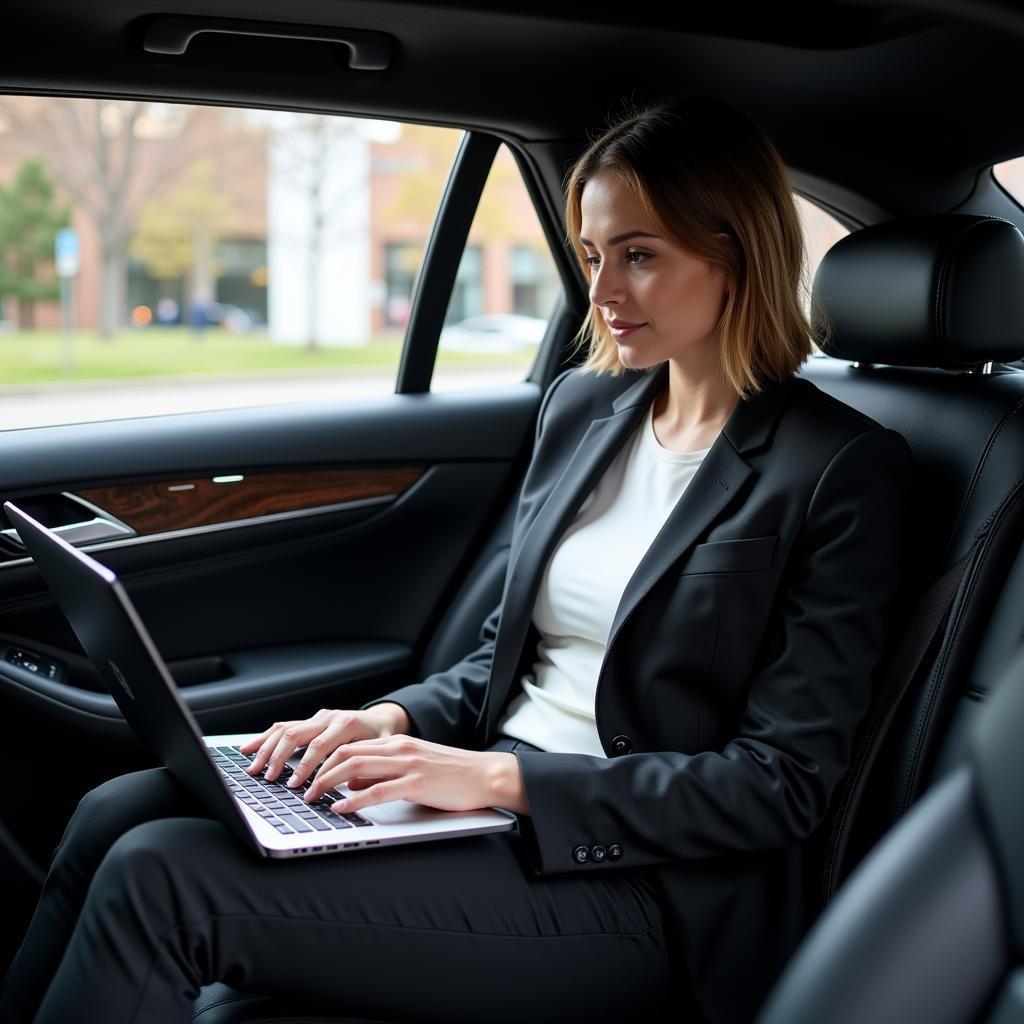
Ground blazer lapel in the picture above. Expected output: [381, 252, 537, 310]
[482, 364, 796, 738]
[481, 369, 664, 733]
[607, 373, 796, 653]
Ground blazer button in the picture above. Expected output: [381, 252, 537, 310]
[590, 844, 607, 863]
[573, 845, 590, 864]
[608, 844, 623, 861]
[611, 734, 633, 756]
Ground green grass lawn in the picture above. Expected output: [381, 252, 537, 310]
[0, 328, 534, 386]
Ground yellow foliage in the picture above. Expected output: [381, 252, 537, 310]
[129, 159, 233, 280]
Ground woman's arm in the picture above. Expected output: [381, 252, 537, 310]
[359, 602, 502, 748]
[359, 367, 579, 749]
[292, 737, 531, 815]
[241, 372, 581, 797]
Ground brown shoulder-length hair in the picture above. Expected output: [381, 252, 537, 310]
[564, 96, 823, 397]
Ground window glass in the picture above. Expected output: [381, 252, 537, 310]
[993, 156, 1024, 204]
[793, 194, 849, 355]
[0, 98, 462, 428]
[432, 144, 561, 392]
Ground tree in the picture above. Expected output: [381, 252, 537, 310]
[379, 128, 525, 323]
[0, 158, 70, 328]
[129, 159, 233, 299]
[266, 112, 365, 351]
[381, 125, 519, 243]
[0, 97, 215, 337]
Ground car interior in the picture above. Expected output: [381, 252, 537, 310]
[1, 1, 1024, 1021]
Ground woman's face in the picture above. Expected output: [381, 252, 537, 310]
[579, 172, 731, 372]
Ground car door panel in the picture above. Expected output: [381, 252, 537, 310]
[71, 466, 425, 535]
[0, 383, 542, 866]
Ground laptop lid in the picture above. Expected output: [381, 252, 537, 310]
[4, 501, 262, 854]
[6, 501, 516, 857]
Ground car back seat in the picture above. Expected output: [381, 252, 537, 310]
[194, 212, 1024, 1022]
[757, 642, 1024, 1024]
[799, 213, 1024, 909]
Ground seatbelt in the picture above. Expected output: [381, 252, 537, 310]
[813, 535, 982, 911]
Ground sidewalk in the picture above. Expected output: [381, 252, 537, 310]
[0, 366, 530, 430]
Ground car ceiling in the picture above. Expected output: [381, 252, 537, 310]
[2, 1, 1024, 219]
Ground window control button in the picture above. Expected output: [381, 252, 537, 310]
[6, 647, 63, 680]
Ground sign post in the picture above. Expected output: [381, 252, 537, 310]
[55, 228, 79, 375]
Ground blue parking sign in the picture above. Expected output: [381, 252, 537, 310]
[55, 228, 79, 277]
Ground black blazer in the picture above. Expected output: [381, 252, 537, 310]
[369, 360, 914, 1023]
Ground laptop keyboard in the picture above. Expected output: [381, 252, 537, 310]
[212, 745, 375, 835]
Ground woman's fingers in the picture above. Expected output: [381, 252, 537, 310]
[323, 778, 411, 814]
[304, 755, 408, 803]
[314, 740, 359, 779]
[288, 719, 355, 787]
[343, 777, 381, 791]
[243, 709, 396, 783]
[263, 726, 316, 781]
[257, 713, 330, 779]
[238, 731, 270, 755]
[312, 732, 407, 781]
[240, 722, 290, 758]
[244, 725, 293, 774]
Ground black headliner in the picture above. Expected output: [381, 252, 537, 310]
[3, 0, 1024, 218]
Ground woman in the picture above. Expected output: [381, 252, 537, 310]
[0, 96, 912, 1024]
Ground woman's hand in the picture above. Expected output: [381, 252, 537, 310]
[239, 703, 411, 783]
[300, 735, 531, 816]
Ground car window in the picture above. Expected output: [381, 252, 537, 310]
[993, 156, 1024, 205]
[431, 143, 561, 393]
[0, 97, 464, 428]
[793, 194, 849, 355]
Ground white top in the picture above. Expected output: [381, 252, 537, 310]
[497, 397, 713, 756]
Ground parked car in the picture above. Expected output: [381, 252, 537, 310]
[438, 313, 547, 353]
[0, 2, 1022, 1023]
[208, 303, 261, 333]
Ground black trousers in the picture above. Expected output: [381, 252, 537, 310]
[0, 737, 673, 1024]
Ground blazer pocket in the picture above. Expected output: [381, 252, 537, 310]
[680, 534, 779, 576]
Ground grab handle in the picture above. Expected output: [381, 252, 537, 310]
[143, 16, 395, 71]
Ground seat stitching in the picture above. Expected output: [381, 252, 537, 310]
[902, 476, 1024, 813]
[899, 534, 986, 811]
[946, 395, 1024, 558]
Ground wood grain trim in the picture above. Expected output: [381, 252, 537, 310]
[73, 467, 424, 536]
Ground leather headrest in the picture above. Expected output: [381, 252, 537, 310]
[812, 214, 1024, 368]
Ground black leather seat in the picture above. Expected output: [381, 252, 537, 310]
[756, 641, 1024, 1024]
[798, 214, 1024, 906]
[193, 213, 1024, 1022]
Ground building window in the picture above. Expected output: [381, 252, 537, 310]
[446, 245, 483, 324]
[383, 242, 421, 328]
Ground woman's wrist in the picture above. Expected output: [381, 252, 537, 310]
[486, 752, 531, 816]
[365, 702, 412, 737]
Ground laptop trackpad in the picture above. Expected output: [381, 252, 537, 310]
[360, 798, 448, 824]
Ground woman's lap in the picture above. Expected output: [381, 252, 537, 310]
[2, 743, 673, 1024]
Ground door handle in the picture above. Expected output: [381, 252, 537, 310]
[1, 493, 135, 549]
[1, 518, 132, 548]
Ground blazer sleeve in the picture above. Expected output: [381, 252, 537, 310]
[511, 425, 915, 874]
[359, 366, 578, 747]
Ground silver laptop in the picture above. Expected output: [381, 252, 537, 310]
[5, 501, 516, 858]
